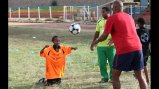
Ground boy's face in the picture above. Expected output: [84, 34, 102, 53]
[138, 23, 144, 28]
[53, 37, 61, 46]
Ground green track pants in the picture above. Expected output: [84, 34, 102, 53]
[97, 46, 116, 81]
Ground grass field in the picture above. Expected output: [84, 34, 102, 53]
[9, 24, 151, 89]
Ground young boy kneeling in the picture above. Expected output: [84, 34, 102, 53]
[40, 36, 77, 86]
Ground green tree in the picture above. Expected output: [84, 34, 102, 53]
[51, 0, 57, 6]
[134, 0, 140, 2]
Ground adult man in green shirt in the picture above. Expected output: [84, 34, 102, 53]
[90, 7, 116, 83]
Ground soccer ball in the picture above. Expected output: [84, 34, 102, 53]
[141, 32, 149, 43]
[69, 23, 81, 35]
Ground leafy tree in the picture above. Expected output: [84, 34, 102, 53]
[51, 0, 57, 6]
[134, 0, 140, 2]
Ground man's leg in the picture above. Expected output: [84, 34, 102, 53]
[134, 70, 147, 89]
[97, 47, 108, 81]
[144, 66, 149, 84]
[112, 68, 122, 89]
[107, 46, 116, 80]
[112, 51, 137, 89]
[143, 55, 149, 84]
[133, 50, 147, 89]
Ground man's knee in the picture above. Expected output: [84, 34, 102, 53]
[112, 69, 121, 80]
[134, 70, 144, 80]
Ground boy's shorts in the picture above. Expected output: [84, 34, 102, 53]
[113, 50, 144, 71]
[47, 78, 61, 85]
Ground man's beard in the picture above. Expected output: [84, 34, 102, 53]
[103, 16, 108, 19]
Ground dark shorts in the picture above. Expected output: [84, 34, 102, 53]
[47, 78, 61, 85]
[113, 50, 144, 71]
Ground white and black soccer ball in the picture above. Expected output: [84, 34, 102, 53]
[141, 32, 149, 43]
[69, 23, 81, 35]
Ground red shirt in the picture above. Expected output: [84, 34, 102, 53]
[104, 12, 142, 54]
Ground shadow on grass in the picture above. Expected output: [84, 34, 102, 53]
[9, 84, 46, 89]
[9, 79, 112, 89]
[63, 72, 100, 80]
[82, 85, 112, 89]
[59, 81, 112, 89]
[60, 72, 113, 89]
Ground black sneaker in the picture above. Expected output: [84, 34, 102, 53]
[47, 78, 61, 86]
[98, 79, 108, 83]
[36, 78, 47, 85]
[38, 78, 45, 84]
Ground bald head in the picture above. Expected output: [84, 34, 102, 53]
[113, 0, 123, 13]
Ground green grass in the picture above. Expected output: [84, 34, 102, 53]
[9, 26, 151, 89]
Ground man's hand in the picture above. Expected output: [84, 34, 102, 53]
[108, 39, 113, 46]
[90, 44, 94, 51]
[90, 39, 98, 51]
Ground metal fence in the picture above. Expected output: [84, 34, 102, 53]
[8, 6, 65, 19]
[8, 2, 149, 23]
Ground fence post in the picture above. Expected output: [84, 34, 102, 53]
[130, 5, 133, 16]
[83, 6, 86, 21]
[49, 6, 52, 19]
[18, 7, 20, 19]
[110, 3, 113, 15]
[134, 5, 136, 17]
[38, 6, 41, 19]
[87, 6, 90, 20]
[97, 6, 99, 20]
[65, 6, 67, 20]
[63, 6, 66, 21]
[28, 7, 30, 18]
[72, 6, 74, 21]
[63, 6, 65, 21]
[9, 8, 12, 18]
[69, 6, 71, 19]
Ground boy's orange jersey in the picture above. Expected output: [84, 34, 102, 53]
[40, 45, 72, 79]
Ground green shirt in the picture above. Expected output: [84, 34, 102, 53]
[96, 18, 112, 47]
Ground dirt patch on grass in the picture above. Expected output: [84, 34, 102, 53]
[8, 22, 96, 32]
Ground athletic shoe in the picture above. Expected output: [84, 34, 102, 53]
[98, 79, 108, 83]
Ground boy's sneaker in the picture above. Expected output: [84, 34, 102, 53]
[36, 78, 46, 85]
[38, 78, 45, 83]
